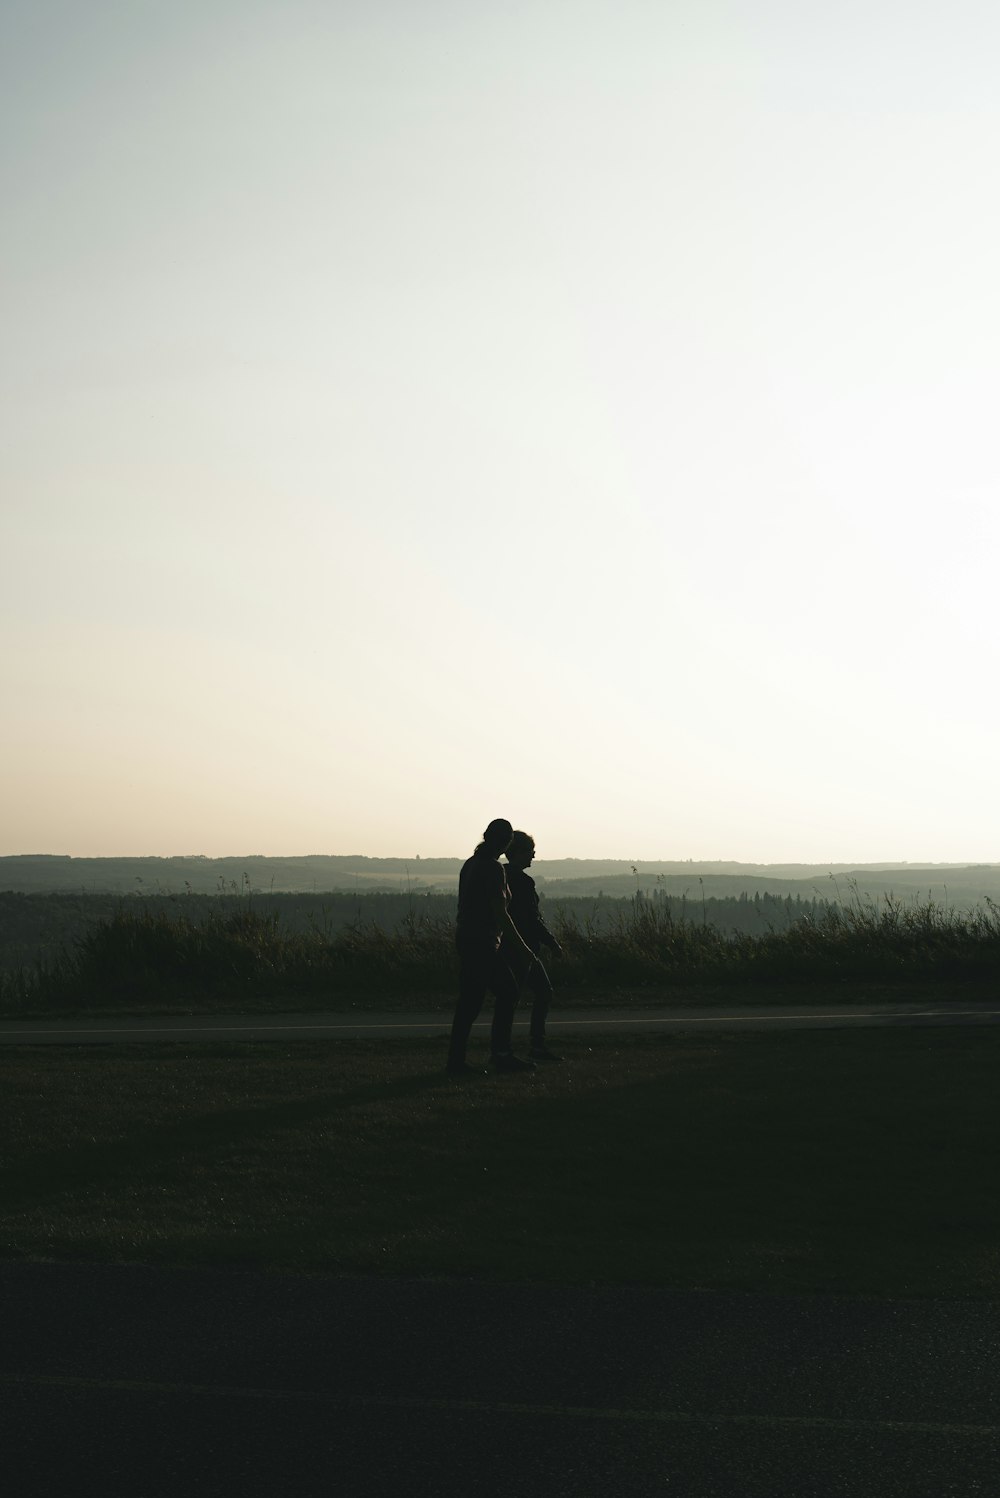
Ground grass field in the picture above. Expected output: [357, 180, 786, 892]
[3, 886, 1000, 1017]
[2, 1029, 997, 1299]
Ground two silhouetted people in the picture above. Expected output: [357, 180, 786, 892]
[447, 819, 536, 1074]
[447, 819, 562, 1074]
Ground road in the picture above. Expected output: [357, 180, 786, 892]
[3, 1262, 998, 1496]
[1, 998, 999, 1043]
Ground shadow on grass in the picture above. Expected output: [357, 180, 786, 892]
[5, 1031, 1000, 1296]
[1, 1066, 452, 1210]
[179, 1030, 1000, 1294]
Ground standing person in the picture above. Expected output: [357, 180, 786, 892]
[447, 819, 537, 1075]
[503, 831, 564, 1061]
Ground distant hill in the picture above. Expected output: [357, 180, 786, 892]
[2, 854, 999, 910]
[0, 855, 461, 896]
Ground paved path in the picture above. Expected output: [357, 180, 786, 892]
[2, 998, 1000, 1043]
[3, 1263, 998, 1496]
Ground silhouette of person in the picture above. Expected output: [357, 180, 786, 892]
[502, 831, 564, 1061]
[446, 819, 536, 1075]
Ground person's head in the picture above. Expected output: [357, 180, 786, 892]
[476, 818, 514, 858]
[504, 830, 535, 870]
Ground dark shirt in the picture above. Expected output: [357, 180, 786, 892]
[503, 866, 556, 955]
[456, 849, 508, 953]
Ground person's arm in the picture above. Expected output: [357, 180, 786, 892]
[541, 927, 563, 957]
[532, 886, 563, 956]
[491, 898, 534, 969]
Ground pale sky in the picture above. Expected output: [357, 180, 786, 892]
[3, 0, 999, 862]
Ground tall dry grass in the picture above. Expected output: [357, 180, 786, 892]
[2, 882, 998, 1015]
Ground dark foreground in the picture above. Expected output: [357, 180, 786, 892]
[3, 1262, 998, 1497]
[2, 996, 1000, 1042]
[4, 1030, 999, 1296]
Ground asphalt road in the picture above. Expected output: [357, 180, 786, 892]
[1, 998, 1000, 1043]
[3, 1262, 998, 1497]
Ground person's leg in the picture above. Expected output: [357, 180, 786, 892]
[528, 958, 554, 1047]
[447, 949, 488, 1069]
[487, 952, 522, 1059]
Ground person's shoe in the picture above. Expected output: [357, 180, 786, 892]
[490, 1052, 536, 1073]
[529, 1044, 562, 1062]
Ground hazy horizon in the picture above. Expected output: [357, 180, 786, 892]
[2, 849, 993, 870]
[5, 2, 999, 865]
